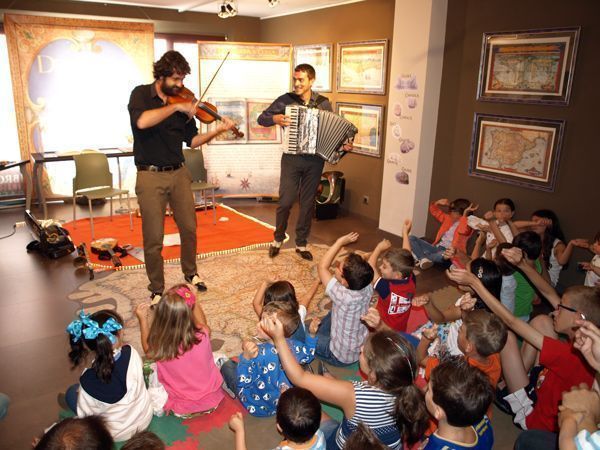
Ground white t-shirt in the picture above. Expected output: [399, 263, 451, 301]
[585, 254, 600, 287]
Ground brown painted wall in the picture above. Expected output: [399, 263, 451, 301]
[430, 0, 600, 286]
[260, 0, 395, 221]
[0, 0, 261, 41]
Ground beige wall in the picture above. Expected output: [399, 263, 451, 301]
[430, 0, 600, 287]
[260, 0, 395, 221]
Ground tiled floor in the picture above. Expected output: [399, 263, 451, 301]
[0, 198, 519, 448]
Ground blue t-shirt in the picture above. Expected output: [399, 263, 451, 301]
[423, 416, 493, 450]
[236, 336, 316, 417]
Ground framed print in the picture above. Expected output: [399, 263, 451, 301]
[477, 27, 580, 105]
[206, 98, 248, 144]
[336, 102, 384, 158]
[337, 39, 388, 95]
[246, 99, 281, 143]
[293, 43, 332, 92]
[469, 113, 565, 192]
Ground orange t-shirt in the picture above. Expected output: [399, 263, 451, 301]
[424, 353, 501, 388]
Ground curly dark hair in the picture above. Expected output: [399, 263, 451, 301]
[153, 50, 191, 80]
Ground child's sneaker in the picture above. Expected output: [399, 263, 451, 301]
[419, 258, 433, 270]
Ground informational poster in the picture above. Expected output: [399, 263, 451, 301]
[198, 42, 291, 197]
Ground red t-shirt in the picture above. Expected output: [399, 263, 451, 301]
[526, 336, 595, 432]
[374, 274, 415, 332]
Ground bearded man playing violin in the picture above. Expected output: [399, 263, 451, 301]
[128, 50, 234, 304]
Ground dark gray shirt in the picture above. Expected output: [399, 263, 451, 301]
[257, 91, 332, 127]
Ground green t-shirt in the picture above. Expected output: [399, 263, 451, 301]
[513, 259, 543, 318]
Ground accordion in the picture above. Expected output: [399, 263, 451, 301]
[283, 105, 358, 164]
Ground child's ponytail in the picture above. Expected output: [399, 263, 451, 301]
[363, 331, 428, 445]
[66, 309, 123, 384]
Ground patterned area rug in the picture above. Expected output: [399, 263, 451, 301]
[68, 245, 333, 357]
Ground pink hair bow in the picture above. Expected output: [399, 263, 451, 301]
[176, 286, 196, 308]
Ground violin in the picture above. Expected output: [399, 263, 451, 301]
[167, 87, 244, 139]
[91, 238, 128, 268]
[73, 242, 94, 280]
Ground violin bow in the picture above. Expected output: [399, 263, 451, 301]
[198, 51, 231, 103]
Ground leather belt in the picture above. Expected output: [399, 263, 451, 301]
[137, 163, 183, 172]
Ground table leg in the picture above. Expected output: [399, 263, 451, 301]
[19, 164, 33, 211]
[33, 161, 47, 218]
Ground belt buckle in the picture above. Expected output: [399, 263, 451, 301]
[148, 165, 159, 172]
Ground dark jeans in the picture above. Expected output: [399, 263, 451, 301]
[315, 312, 356, 367]
[275, 154, 324, 246]
[514, 430, 557, 450]
[65, 383, 79, 413]
[220, 360, 238, 397]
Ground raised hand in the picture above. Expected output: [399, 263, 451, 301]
[260, 315, 285, 341]
[501, 247, 524, 265]
[337, 232, 359, 246]
[574, 320, 600, 371]
[560, 384, 600, 424]
[483, 210, 494, 221]
[442, 246, 456, 260]
[458, 292, 477, 311]
[135, 302, 151, 322]
[446, 268, 477, 286]
[422, 324, 439, 341]
[308, 318, 321, 336]
[436, 198, 450, 207]
[412, 294, 430, 308]
[376, 239, 392, 252]
[242, 340, 259, 360]
[403, 219, 413, 235]
[464, 203, 479, 216]
[571, 238, 590, 249]
[361, 307, 381, 330]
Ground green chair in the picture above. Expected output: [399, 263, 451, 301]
[183, 148, 219, 224]
[72, 151, 133, 239]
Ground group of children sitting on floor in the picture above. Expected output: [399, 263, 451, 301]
[32, 196, 600, 450]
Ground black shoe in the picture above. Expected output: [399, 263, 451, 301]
[185, 274, 207, 292]
[493, 385, 512, 415]
[296, 249, 313, 261]
[269, 245, 280, 258]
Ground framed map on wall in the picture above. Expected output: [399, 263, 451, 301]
[476, 27, 580, 105]
[469, 113, 565, 192]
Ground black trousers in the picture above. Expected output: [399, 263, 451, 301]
[274, 154, 324, 246]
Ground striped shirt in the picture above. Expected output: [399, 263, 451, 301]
[336, 381, 401, 449]
[326, 278, 373, 364]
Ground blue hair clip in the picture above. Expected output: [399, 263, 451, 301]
[83, 317, 122, 345]
[66, 310, 122, 345]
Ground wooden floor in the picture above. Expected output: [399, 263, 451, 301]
[0, 198, 518, 449]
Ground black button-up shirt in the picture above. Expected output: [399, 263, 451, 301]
[128, 83, 198, 166]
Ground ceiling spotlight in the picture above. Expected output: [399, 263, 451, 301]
[225, 1, 237, 17]
[218, 0, 237, 18]
[268, 0, 280, 7]
[218, 2, 229, 18]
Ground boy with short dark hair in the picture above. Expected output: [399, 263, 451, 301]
[447, 248, 600, 433]
[423, 358, 494, 449]
[315, 232, 374, 366]
[229, 387, 326, 450]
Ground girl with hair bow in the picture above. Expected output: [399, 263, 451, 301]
[135, 284, 225, 418]
[65, 309, 153, 441]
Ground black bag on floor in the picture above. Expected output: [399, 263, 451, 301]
[25, 210, 75, 259]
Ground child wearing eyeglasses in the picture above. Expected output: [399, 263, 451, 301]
[447, 248, 600, 435]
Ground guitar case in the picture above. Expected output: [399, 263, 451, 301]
[25, 211, 75, 259]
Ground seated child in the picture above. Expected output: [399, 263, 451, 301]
[315, 232, 374, 366]
[423, 358, 495, 449]
[409, 198, 476, 270]
[581, 231, 600, 287]
[417, 309, 507, 390]
[220, 301, 317, 417]
[66, 310, 152, 441]
[468, 198, 518, 259]
[34, 416, 113, 450]
[228, 387, 326, 450]
[136, 285, 225, 417]
[512, 231, 544, 321]
[367, 219, 416, 333]
[253, 278, 319, 342]
[447, 250, 600, 433]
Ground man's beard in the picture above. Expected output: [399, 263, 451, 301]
[161, 80, 181, 97]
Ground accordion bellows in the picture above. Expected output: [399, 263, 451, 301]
[283, 105, 358, 164]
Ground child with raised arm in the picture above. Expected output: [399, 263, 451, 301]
[261, 315, 429, 450]
[446, 252, 600, 433]
[408, 198, 476, 270]
[252, 278, 320, 342]
[581, 231, 600, 287]
[422, 358, 495, 450]
[219, 300, 317, 417]
[314, 232, 374, 366]
[367, 219, 416, 333]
